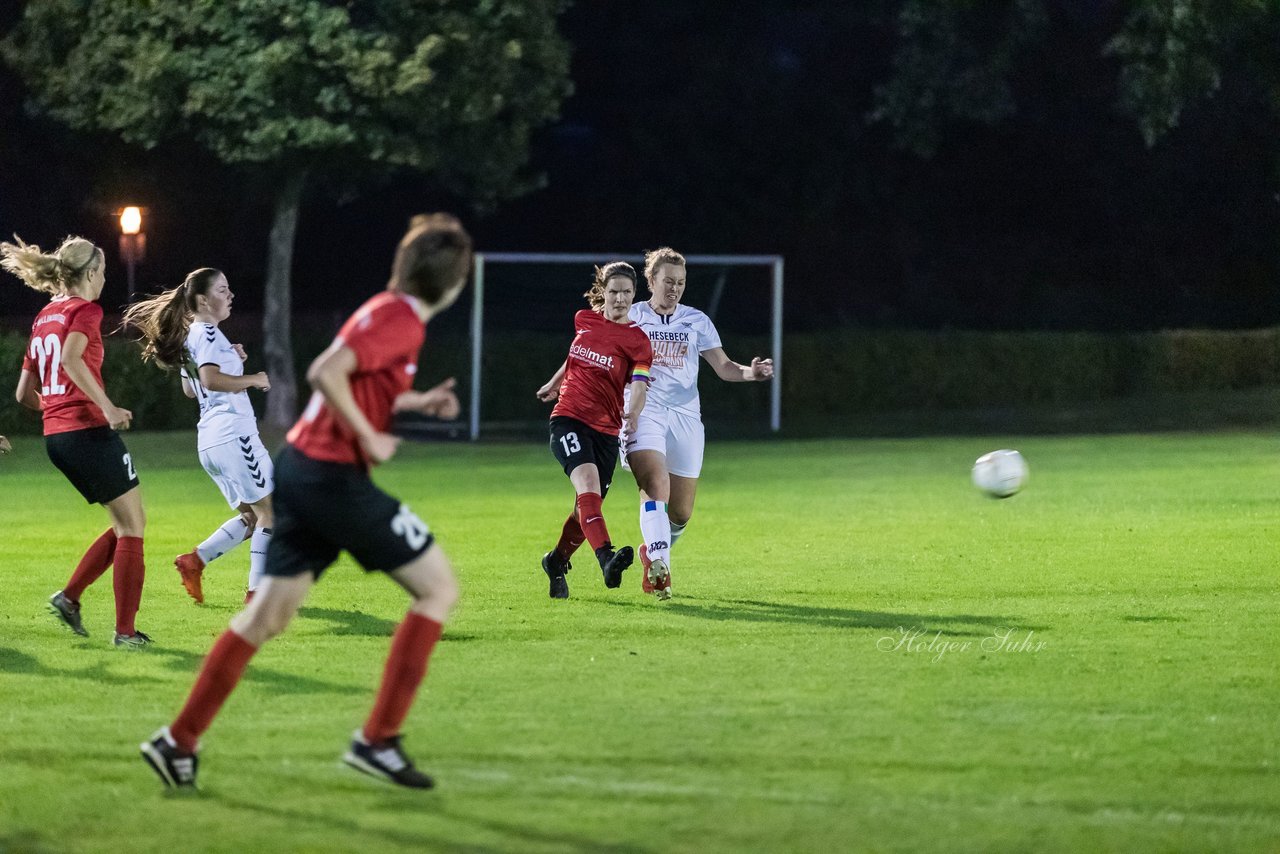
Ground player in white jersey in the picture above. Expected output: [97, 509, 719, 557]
[124, 268, 273, 604]
[623, 247, 773, 598]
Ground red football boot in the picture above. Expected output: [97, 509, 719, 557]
[639, 544, 655, 594]
[174, 551, 206, 604]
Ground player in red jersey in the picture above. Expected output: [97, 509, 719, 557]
[2, 236, 151, 647]
[141, 213, 471, 790]
[535, 261, 653, 598]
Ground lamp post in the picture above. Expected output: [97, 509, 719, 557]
[118, 206, 146, 304]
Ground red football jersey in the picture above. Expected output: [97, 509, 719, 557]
[287, 291, 425, 466]
[552, 309, 653, 436]
[21, 295, 110, 435]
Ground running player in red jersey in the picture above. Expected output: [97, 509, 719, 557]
[535, 262, 653, 599]
[2, 235, 151, 647]
[141, 213, 471, 790]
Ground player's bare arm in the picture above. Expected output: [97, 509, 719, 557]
[198, 363, 270, 393]
[624, 378, 648, 435]
[394, 377, 461, 419]
[62, 330, 132, 430]
[15, 369, 40, 410]
[536, 360, 568, 402]
[703, 347, 773, 382]
[307, 342, 398, 464]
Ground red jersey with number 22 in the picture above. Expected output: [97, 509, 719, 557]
[552, 309, 653, 436]
[287, 291, 425, 467]
[22, 295, 110, 435]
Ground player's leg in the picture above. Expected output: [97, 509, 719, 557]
[104, 485, 148, 646]
[580, 427, 633, 587]
[142, 571, 314, 788]
[176, 444, 248, 603]
[44, 428, 142, 639]
[568, 459, 607, 551]
[342, 543, 457, 789]
[244, 494, 274, 602]
[175, 513, 250, 604]
[323, 487, 447, 788]
[53, 526, 117, 636]
[667, 475, 699, 544]
[236, 433, 275, 603]
[546, 417, 630, 592]
[141, 444, 328, 789]
[567, 460, 630, 585]
[628, 449, 673, 597]
[665, 413, 705, 549]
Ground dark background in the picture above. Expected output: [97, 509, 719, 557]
[2, 0, 1278, 334]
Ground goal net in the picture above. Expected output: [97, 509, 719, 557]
[438, 252, 783, 440]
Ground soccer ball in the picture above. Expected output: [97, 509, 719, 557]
[971, 449, 1028, 498]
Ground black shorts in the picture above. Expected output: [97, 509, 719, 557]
[549, 416, 619, 499]
[46, 426, 139, 504]
[264, 445, 435, 580]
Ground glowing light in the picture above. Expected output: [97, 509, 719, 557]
[120, 206, 142, 235]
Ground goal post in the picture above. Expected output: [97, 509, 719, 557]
[469, 252, 784, 440]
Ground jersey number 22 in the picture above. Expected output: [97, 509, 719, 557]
[29, 334, 68, 396]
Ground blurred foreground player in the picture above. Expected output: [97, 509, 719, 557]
[142, 213, 471, 789]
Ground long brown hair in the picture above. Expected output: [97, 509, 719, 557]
[583, 261, 637, 311]
[123, 268, 224, 371]
[0, 235, 104, 295]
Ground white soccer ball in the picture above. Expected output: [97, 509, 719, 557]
[971, 449, 1028, 498]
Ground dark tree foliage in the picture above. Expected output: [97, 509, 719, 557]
[2, 0, 570, 425]
[1, 0, 1277, 341]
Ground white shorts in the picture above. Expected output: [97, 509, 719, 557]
[198, 433, 274, 509]
[621, 405, 706, 478]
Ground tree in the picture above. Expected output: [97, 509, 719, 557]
[869, 0, 1049, 158]
[2, 0, 570, 427]
[1105, 0, 1276, 146]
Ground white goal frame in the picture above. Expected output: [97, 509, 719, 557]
[469, 252, 784, 440]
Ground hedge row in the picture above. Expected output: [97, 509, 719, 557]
[3, 326, 1279, 435]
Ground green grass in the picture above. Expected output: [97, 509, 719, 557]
[0, 431, 1277, 853]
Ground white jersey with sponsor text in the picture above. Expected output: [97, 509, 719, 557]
[628, 302, 722, 416]
[183, 321, 259, 451]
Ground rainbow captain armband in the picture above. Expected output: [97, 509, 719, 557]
[631, 365, 652, 384]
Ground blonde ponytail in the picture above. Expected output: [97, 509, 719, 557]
[0, 235, 103, 295]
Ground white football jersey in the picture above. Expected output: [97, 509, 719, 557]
[182, 322, 259, 451]
[628, 301, 722, 415]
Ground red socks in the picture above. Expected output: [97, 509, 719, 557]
[554, 512, 586, 561]
[111, 536, 145, 635]
[574, 492, 610, 551]
[63, 528, 117, 602]
[171, 630, 259, 753]
[363, 613, 443, 744]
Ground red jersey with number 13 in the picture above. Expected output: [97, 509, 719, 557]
[287, 291, 425, 467]
[22, 295, 110, 435]
[552, 309, 653, 436]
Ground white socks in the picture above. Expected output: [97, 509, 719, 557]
[196, 516, 251, 565]
[639, 499, 672, 568]
[247, 526, 272, 592]
[670, 519, 686, 546]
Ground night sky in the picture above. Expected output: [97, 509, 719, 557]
[2, 1, 1278, 335]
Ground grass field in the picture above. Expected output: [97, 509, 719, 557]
[0, 430, 1277, 853]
